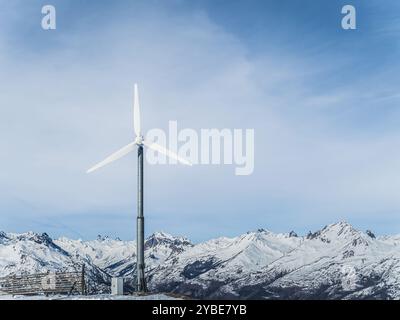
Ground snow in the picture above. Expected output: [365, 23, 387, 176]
[2, 222, 400, 299]
[0, 232, 81, 277]
[55, 237, 135, 270]
[0, 294, 180, 300]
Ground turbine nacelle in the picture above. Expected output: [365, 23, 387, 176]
[135, 135, 144, 146]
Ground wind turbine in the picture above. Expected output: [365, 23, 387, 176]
[87, 84, 191, 292]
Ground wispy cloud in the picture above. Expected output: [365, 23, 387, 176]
[0, 1, 400, 241]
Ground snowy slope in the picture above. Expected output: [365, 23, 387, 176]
[148, 229, 302, 297]
[0, 231, 110, 293]
[55, 231, 192, 285]
[0, 232, 77, 276]
[148, 222, 400, 299]
[230, 222, 400, 299]
[2, 222, 400, 299]
[54, 236, 135, 270]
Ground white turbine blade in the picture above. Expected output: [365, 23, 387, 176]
[143, 140, 192, 166]
[87, 142, 136, 173]
[134, 83, 141, 137]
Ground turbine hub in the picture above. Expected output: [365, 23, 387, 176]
[135, 135, 144, 145]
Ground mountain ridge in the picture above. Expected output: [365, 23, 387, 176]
[1, 222, 400, 299]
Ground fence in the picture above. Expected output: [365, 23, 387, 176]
[0, 266, 86, 296]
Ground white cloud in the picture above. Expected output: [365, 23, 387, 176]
[1, 2, 400, 239]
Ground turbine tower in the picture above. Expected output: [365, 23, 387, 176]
[87, 84, 191, 292]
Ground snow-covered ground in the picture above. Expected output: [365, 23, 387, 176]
[0, 293, 180, 300]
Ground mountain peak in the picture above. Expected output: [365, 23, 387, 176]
[15, 231, 53, 245]
[366, 230, 376, 239]
[0, 231, 9, 244]
[306, 221, 366, 244]
[96, 235, 111, 241]
[145, 231, 192, 251]
[245, 228, 272, 236]
[288, 231, 298, 238]
[323, 221, 357, 235]
[151, 231, 175, 240]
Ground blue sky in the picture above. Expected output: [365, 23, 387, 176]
[1, 0, 400, 241]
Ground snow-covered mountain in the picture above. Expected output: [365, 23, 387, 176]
[54, 231, 192, 290]
[2, 222, 400, 299]
[0, 231, 110, 293]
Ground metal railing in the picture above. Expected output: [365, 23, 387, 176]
[0, 266, 86, 296]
